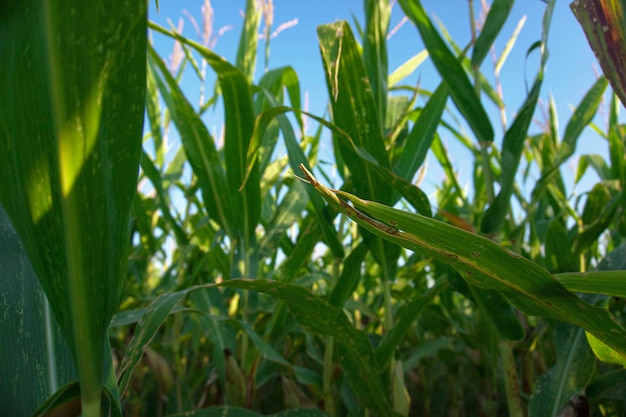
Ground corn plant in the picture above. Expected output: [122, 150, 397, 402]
[3, 0, 626, 416]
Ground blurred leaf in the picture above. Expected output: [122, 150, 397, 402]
[220, 279, 394, 416]
[471, 0, 514, 67]
[558, 76, 608, 163]
[168, 407, 331, 417]
[363, 0, 391, 128]
[259, 181, 309, 258]
[236, 0, 261, 83]
[0, 1, 147, 413]
[117, 289, 191, 397]
[139, 151, 188, 245]
[555, 270, 626, 297]
[224, 348, 247, 406]
[528, 323, 595, 417]
[243, 103, 344, 259]
[494, 15, 527, 76]
[329, 242, 369, 307]
[574, 181, 620, 254]
[576, 154, 611, 183]
[375, 282, 447, 364]
[399, 0, 494, 145]
[388, 50, 429, 87]
[545, 220, 578, 272]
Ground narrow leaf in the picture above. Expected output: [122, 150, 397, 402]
[399, 0, 494, 144]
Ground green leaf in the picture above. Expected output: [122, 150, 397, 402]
[388, 50, 428, 87]
[398, 0, 493, 145]
[220, 279, 394, 416]
[528, 324, 595, 417]
[558, 76, 608, 162]
[555, 271, 626, 298]
[168, 406, 331, 417]
[471, 0, 514, 67]
[393, 83, 447, 182]
[259, 180, 309, 259]
[299, 166, 626, 361]
[243, 103, 344, 259]
[363, 0, 391, 128]
[329, 242, 369, 307]
[150, 22, 261, 245]
[481, 78, 543, 235]
[0, 207, 77, 417]
[115, 278, 393, 415]
[576, 154, 611, 183]
[317, 21, 391, 198]
[236, 0, 261, 83]
[375, 282, 447, 365]
[117, 289, 191, 397]
[147, 45, 234, 238]
[0, 1, 147, 414]
[571, 0, 626, 107]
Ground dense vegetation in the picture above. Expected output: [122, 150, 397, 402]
[2, 1, 626, 416]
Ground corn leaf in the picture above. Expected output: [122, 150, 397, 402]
[399, 0, 494, 145]
[0, 1, 146, 414]
[299, 165, 626, 361]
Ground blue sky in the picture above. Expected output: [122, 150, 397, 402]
[148, 0, 613, 200]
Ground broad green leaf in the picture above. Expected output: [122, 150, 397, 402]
[555, 271, 626, 298]
[398, 0, 494, 145]
[528, 324, 595, 417]
[317, 21, 391, 197]
[0, 207, 76, 417]
[0, 1, 147, 414]
[584, 242, 626, 366]
[544, 220, 578, 272]
[471, 0, 514, 67]
[586, 369, 626, 404]
[280, 215, 324, 282]
[574, 181, 620, 254]
[299, 166, 626, 361]
[467, 285, 525, 342]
